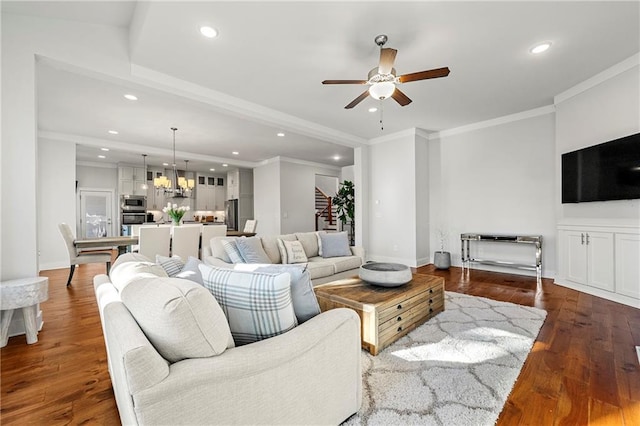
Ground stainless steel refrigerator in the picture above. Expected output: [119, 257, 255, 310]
[225, 199, 238, 231]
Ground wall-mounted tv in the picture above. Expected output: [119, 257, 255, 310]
[562, 132, 640, 203]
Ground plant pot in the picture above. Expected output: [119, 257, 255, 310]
[434, 251, 451, 270]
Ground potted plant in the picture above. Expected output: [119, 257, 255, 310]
[434, 228, 451, 269]
[333, 180, 355, 245]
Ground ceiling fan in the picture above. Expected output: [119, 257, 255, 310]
[322, 34, 450, 109]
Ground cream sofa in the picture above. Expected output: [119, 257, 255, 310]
[202, 231, 365, 285]
[94, 253, 362, 425]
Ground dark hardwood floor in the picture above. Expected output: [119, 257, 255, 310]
[1, 258, 639, 425]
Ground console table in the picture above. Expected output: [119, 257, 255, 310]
[461, 233, 543, 279]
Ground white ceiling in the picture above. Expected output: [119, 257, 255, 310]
[4, 1, 639, 172]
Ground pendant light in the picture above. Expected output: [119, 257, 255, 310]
[141, 154, 149, 190]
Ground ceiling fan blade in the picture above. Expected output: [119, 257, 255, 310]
[345, 90, 370, 109]
[398, 67, 450, 83]
[378, 48, 397, 75]
[322, 80, 368, 85]
[391, 88, 412, 106]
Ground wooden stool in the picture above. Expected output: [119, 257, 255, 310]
[0, 277, 49, 347]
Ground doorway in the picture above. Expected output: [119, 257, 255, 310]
[78, 189, 116, 238]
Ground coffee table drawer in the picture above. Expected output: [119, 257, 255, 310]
[379, 293, 444, 337]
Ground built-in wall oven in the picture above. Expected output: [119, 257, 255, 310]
[121, 195, 147, 235]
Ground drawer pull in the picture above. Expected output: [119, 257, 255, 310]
[397, 326, 403, 332]
[429, 288, 434, 294]
[429, 308, 433, 313]
[397, 304, 402, 310]
[429, 299, 433, 303]
[397, 316, 402, 322]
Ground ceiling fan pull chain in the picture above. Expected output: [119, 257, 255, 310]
[380, 100, 384, 130]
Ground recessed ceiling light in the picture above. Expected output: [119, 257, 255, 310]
[210, 168, 215, 172]
[200, 26, 218, 38]
[163, 162, 169, 166]
[101, 147, 110, 151]
[333, 155, 341, 161]
[232, 151, 239, 155]
[108, 130, 118, 135]
[124, 94, 138, 101]
[530, 42, 552, 54]
[368, 107, 378, 113]
[277, 132, 285, 137]
[98, 155, 106, 159]
[222, 164, 228, 167]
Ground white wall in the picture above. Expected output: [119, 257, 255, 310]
[38, 139, 77, 270]
[555, 61, 640, 224]
[76, 164, 118, 190]
[253, 160, 281, 236]
[415, 132, 430, 265]
[341, 165, 354, 184]
[367, 131, 421, 266]
[315, 174, 338, 197]
[429, 112, 557, 277]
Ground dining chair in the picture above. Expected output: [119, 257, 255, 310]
[172, 225, 201, 260]
[138, 226, 171, 260]
[243, 219, 257, 233]
[58, 223, 112, 286]
[201, 225, 227, 259]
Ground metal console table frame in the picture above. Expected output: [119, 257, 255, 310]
[460, 233, 543, 280]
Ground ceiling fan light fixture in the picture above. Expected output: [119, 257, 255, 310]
[368, 81, 395, 100]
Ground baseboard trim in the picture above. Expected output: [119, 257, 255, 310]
[554, 278, 640, 309]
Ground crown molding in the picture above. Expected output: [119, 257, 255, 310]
[555, 52, 640, 105]
[432, 105, 555, 139]
[257, 156, 341, 171]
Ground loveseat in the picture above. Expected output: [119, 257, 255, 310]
[94, 253, 362, 425]
[202, 231, 365, 285]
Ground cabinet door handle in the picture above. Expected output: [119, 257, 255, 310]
[586, 233, 590, 245]
[581, 233, 585, 245]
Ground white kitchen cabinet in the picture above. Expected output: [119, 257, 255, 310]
[196, 174, 225, 211]
[118, 166, 147, 196]
[615, 233, 640, 299]
[560, 230, 614, 291]
[214, 185, 226, 210]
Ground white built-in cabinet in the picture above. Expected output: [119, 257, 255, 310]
[118, 166, 147, 196]
[145, 168, 166, 210]
[557, 224, 640, 307]
[196, 174, 226, 211]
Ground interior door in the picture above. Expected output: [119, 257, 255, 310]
[79, 190, 114, 238]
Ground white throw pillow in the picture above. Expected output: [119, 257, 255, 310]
[109, 260, 168, 292]
[198, 264, 298, 346]
[121, 277, 234, 363]
[282, 240, 308, 264]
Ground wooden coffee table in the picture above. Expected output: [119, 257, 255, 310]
[314, 274, 444, 355]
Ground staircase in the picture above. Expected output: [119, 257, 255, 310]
[315, 187, 338, 231]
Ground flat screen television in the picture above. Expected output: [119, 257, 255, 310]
[562, 132, 640, 203]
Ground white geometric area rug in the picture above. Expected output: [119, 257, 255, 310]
[343, 291, 547, 426]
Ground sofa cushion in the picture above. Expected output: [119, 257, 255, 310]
[175, 256, 204, 285]
[120, 277, 234, 363]
[282, 240, 308, 264]
[295, 232, 320, 258]
[234, 264, 321, 324]
[199, 264, 298, 346]
[210, 237, 238, 263]
[221, 239, 245, 263]
[316, 231, 326, 256]
[320, 232, 351, 258]
[109, 258, 168, 292]
[261, 234, 297, 264]
[235, 236, 271, 264]
[305, 259, 337, 280]
[323, 255, 363, 273]
[156, 255, 184, 277]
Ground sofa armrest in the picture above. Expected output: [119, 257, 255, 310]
[202, 256, 234, 268]
[131, 308, 362, 425]
[350, 246, 365, 263]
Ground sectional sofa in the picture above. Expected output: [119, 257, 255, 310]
[94, 253, 362, 425]
[202, 231, 365, 285]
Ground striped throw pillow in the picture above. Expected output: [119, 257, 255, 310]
[198, 264, 298, 345]
[221, 239, 245, 264]
[156, 255, 185, 277]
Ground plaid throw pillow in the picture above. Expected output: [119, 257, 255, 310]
[221, 239, 245, 264]
[198, 264, 298, 345]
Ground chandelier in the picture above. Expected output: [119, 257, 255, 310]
[153, 127, 193, 197]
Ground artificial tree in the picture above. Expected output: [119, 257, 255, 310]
[333, 180, 355, 245]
